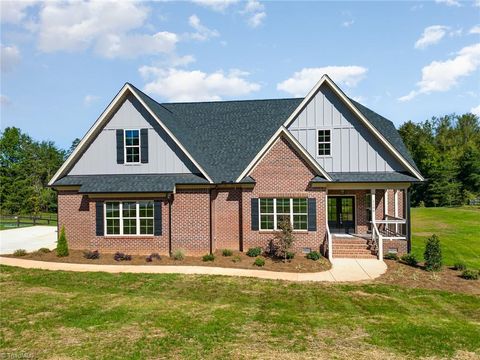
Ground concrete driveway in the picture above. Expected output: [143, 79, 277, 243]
[0, 226, 57, 254]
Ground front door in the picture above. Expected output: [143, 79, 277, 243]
[328, 196, 355, 234]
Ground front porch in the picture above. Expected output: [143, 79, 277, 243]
[324, 187, 410, 260]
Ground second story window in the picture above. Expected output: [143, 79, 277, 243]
[317, 129, 331, 156]
[125, 129, 140, 163]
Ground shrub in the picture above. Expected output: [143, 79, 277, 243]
[384, 253, 398, 261]
[202, 253, 215, 262]
[114, 252, 132, 261]
[286, 251, 295, 260]
[145, 256, 153, 263]
[150, 253, 161, 260]
[424, 234, 442, 271]
[461, 269, 479, 280]
[84, 250, 100, 260]
[453, 262, 467, 271]
[306, 251, 321, 261]
[254, 257, 265, 267]
[56, 225, 69, 257]
[246, 247, 262, 257]
[172, 249, 185, 261]
[13, 249, 27, 257]
[232, 255, 241, 263]
[37, 247, 51, 254]
[400, 253, 418, 267]
[272, 219, 295, 262]
[222, 249, 233, 257]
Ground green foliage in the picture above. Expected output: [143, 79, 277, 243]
[113, 252, 132, 261]
[306, 251, 321, 261]
[202, 253, 215, 262]
[286, 251, 295, 260]
[246, 247, 262, 257]
[172, 249, 185, 260]
[222, 249, 233, 257]
[13, 249, 27, 257]
[37, 247, 51, 254]
[56, 226, 69, 257]
[424, 234, 442, 271]
[253, 257, 265, 267]
[461, 269, 479, 280]
[231, 255, 241, 263]
[384, 253, 399, 260]
[453, 262, 467, 271]
[400, 253, 418, 267]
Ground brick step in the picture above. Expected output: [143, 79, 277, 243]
[334, 243, 373, 250]
[332, 239, 369, 245]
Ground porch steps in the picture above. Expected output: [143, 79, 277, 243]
[332, 236, 377, 259]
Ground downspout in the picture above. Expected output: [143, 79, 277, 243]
[406, 187, 411, 253]
[168, 194, 173, 256]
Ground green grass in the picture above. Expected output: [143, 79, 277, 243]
[411, 206, 480, 268]
[1, 265, 479, 359]
[0, 212, 57, 231]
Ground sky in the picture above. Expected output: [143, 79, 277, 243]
[1, 0, 479, 150]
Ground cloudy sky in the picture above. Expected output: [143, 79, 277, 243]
[1, 0, 479, 149]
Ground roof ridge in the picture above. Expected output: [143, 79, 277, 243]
[127, 82, 174, 114]
[161, 97, 303, 105]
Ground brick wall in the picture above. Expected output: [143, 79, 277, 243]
[213, 189, 242, 251]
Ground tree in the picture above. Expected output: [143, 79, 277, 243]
[424, 234, 442, 272]
[56, 226, 69, 257]
[272, 219, 295, 262]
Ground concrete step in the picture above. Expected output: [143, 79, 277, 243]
[333, 254, 377, 259]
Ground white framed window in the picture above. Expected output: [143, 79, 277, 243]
[104, 201, 154, 236]
[317, 129, 331, 156]
[259, 198, 308, 231]
[124, 129, 140, 163]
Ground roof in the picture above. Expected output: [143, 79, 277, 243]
[311, 172, 421, 183]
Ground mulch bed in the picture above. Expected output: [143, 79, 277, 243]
[376, 260, 480, 295]
[5, 249, 331, 273]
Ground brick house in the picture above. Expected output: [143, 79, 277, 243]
[49, 75, 424, 260]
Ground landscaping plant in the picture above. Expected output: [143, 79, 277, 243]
[222, 249, 233, 257]
[272, 219, 295, 262]
[202, 253, 215, 262]
[113, 252, 132, 261]
[424, 234, 442, 271]
[231, 255, 241, 263]
[306, 251, 321, 261]
[13, 249, 27, 257]
[453, 262, 467, 271]
[400, 253, 418, 267]
[384, 253, 399, 261]
[56, 226, 69, 257]
[461, 269, 479, 280]
[83, 250, 100, 260]
[172, 249, 185, 260]
[254, 257, 265, 267]
[246, 247, 262, 257]
[37, 247, 51, 254]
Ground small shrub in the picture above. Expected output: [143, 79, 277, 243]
[114, 252, 132, 261]
[13, 249, 27, 257]
[306, 251, 321, 261]
[56, 225, 69, 257]
[83, 250, 100, 260]
[400, 253, 418, 267]
[453, 262, 467, 271]
[461, 269, 479, 280]
[272, 219, 295, 262]
[172, 249, 185, 261]
[150, 253, 161, 260]
[232, 255, 241, 263]
[384, 253, 398, 261]
[254, 257, 265, 267]
[145, 256, 153, 262]
[202, 253, 215, 262]
[222, 249, 233, 257]
[286, 251, 295, 260]
[246, 247, 262, 257]
[37, 247, 51, 254]
[424, 234, 442, 271]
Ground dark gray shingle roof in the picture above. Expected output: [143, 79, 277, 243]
[311, 172, 421, 183]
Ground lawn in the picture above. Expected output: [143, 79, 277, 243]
[0, 212, 57, 231]
[0, 265, 479, 359]
[411, 206, 480, 268]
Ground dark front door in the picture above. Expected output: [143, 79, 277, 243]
[328, 196, 355, 233]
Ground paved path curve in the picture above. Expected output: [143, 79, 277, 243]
[0, 257, 387, 282]
[0, 226, 57, 254]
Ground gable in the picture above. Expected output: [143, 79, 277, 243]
[288, 83, 406, 173]
[68, 94, 199, 176]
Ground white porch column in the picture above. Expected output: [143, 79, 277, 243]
[394, 189, 399, 233]
[371, 189, 383, 260]
[326, 190, 332, 261]
[384, 189, 388, 217]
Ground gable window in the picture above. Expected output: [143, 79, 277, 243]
[259, 198, 308, 231]
[125, 129, 140, 163]
[317, 129, 331, 156]
[104, 201, 154, 235]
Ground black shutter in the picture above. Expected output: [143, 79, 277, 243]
[154, 200, 162, 236]
[307, 198, 317, 231]
[116, 129, 124, 164]
[251, 198, 259, 230]
[140, 128, 149, 163]
[95, 201, 104, 236]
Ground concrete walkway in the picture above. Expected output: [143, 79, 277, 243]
[0, 257, 387, 282]
[0, 226, 57, 254]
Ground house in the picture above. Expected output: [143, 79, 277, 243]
[49, 75, 423, 260]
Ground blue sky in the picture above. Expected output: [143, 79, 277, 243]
[1, 0, 479, 149]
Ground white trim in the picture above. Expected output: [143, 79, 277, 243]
[384, 189, 389, 216]
[49, 84, 213, 185]
[258, 197, 308, 231]
[235, 126, 332, 182]
[124, 129, 141, 164]
[316, 129, 331, 157]
[104, 200, 154, 236]
[283, 75, 424, 181]
[326, 194, 357, 234]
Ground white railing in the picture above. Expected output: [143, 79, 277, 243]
[376, 215, 407, 240]
[371, 222, 383, 261]
[327, 225, 332, 261]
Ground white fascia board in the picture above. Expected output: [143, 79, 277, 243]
[283, 75, 424, 181]
[235, 126, 332, 182]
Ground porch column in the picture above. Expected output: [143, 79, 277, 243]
[406, 188, 411, 253]
[384, 189, 388, 217]
[371, 189, 383, 260]
[394, 189, 399, 233]
[326, 190, 332, 261]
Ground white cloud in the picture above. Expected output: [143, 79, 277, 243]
[242, 0, 266, 28]
[399, 43, 480, 101]
[471, 104, 480, 116]
[475, 0, 480, 7]
[0, 95, 12, 107]
[36, 1, 177, 58]
[0, 44, 21, 73]
[435, 0, 461, 6]
[469, 25, 480, 34]
[139, 67, 261, 101]
[188, 14, 219, 41]
[83, 94, 100, 107]
[192, 0, 238, 12]
[415, 25, 450, 49]
[342, 20, 355, 27]
[0, 0, 36, 24]
[277, 66, 368, 97]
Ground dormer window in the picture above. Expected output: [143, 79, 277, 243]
[125, 129, 140, 163]
[317, 129, 331, 156]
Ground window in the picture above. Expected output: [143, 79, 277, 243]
[104, 201, 154, 235]
[259, 198, 308, 231]
[317, 129, 331, 156]
[125, 129, 140, 163]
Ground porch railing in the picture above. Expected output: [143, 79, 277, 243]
[326, 224, 332, 261]
[376, 215, 407, 240]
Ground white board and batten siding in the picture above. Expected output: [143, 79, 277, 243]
[69, 96, 196, 175]
[288, 84, 405, 173]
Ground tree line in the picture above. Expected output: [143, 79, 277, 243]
[0, 112, 479, 214]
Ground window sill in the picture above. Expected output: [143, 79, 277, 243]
[102, 235, 156, 238]
[258, 230, 309, 234]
